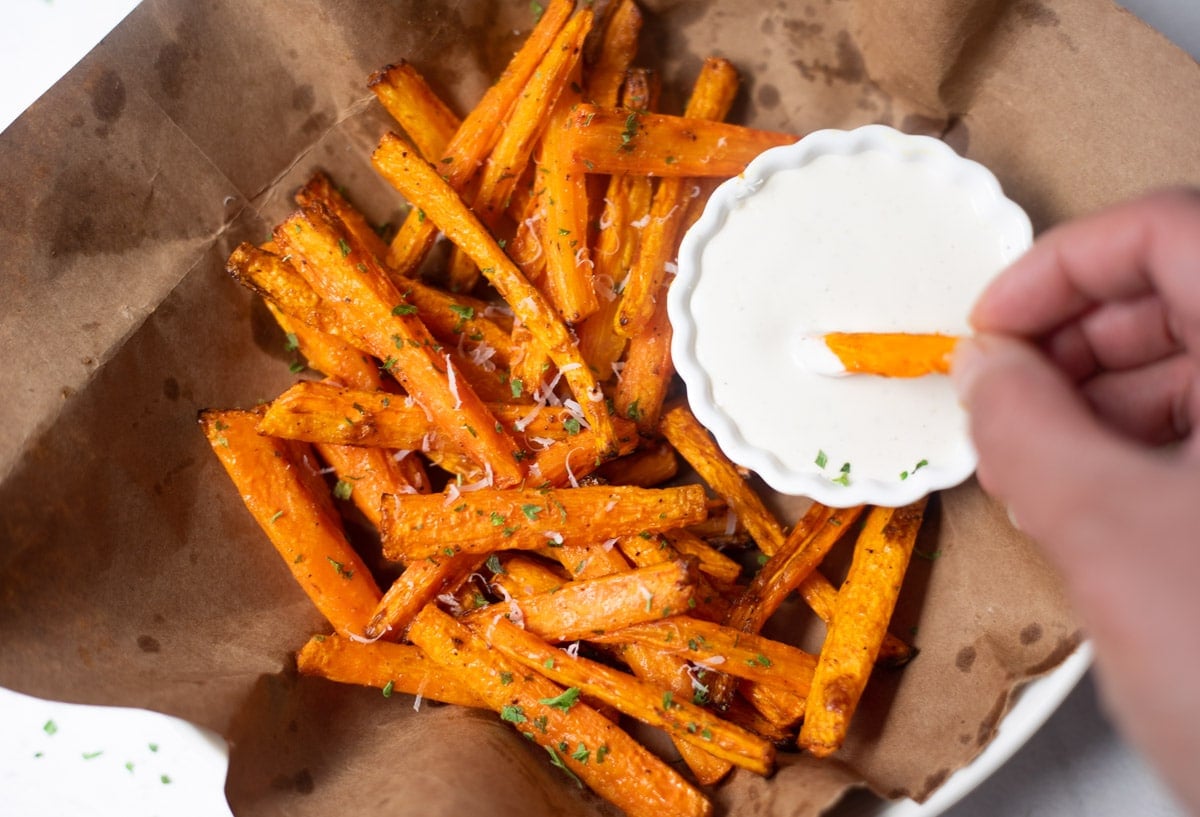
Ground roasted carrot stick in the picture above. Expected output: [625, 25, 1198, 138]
[200, 409, 381, 636]
[296, 634, 484, 708]
[372, 133, 618, 455]
[822, 332, 960, 377]
[561, 104, 795, 177]
[799, 500, 928, 757]
[380, 483, 707, 561]
[479, 615, 775, 775]
[384, 0, 574, 275]
[408, 605, 712, 817]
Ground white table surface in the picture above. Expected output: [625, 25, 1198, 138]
[0, 1, 1193, 815]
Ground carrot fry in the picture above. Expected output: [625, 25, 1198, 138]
[615, 282, 674, 434]
[257, 380, 627, 456]
[447, 10, 592, 293]
[489, 554, 569, 598]
[615, 533, 730, 623]
[363, 551, 484, 639]
[479, 615, 775, 775]
[617, 645, 734, 785]
[660, 402, 786, 555]
[227, 243, 361, 345]
[822, 332, 960, 377]
[314, 442, 426, 529]
[381, 484, 708, 561]
[617, 57, 740, 339]
[590, 617, 817, 694]
[741, 679, 809, 731]
[384, 0, 575, 274]
[800, 500, 928, 757]
[368, 60, 462, 162]
[199, 410, 381, 636]
[408, 606, 712, 817]
[273, 204, 525, 487]
[296, 634, 484, 708]
[576, 70, 657, 377]
[562, 104, 795, 177]
[663, 529, 742, 586]
[597, 440, 679, 487]
[372, 133, 618, 454]
[727, 503, 863, 635]
[531, 424, 639, 488]
[702, 503, 860, 708]
[465, 560, 696, 641]
[539, 58, 600, 323]
[585, 0, 643, 107]
[264, 301, 383, 393]
[294, 172, 392, 265]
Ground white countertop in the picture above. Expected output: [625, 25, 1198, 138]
[0, 1, 1193, 815]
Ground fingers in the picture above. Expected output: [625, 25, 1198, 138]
[1041, 293, 1181, 381]
[1080, 354, 1197, 445]
[971, 188, 1200, 341]
[951, 334, 1143, 543]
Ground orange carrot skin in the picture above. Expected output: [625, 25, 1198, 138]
[824, 332, 960, 377]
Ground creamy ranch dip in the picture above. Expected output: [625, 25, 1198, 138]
[687, 149, 1019, 487]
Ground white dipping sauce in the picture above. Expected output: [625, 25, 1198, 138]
[688, 149, 1016, 486]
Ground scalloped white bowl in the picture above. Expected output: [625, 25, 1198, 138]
[670, 125, 1032, 507]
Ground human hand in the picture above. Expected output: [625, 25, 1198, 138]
[952, 188, 1200, 814]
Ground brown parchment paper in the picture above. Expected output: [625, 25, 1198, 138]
[2, 0, 1198, 815]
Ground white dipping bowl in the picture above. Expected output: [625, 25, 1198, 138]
[669, 125, 1032, 507]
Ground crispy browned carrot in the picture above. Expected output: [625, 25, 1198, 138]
[699, 503, 860, 709]
[663, 529, 742, 585]
[200, 409, 381, 635]
[296, 634, 484, 708]
[447, 10, 592, 293]
[479, 615, 774, 775]
[575, 70, 657, 378]
[591, 617, 817, 694]
[822, 332, 960, 377]
[384, 0, 574, 275]
[489, 553, 568, 598]
[230, 242, 515, 370]
[257, 380, 628, 456]
[530, 421, 640, 488]
[617, 645, 734, 786]
[535, 41, 602, 324]
[408, 606, 712, 817]
[372, 133, 618, 455]
[596, 439, 679, 487]
[562, 104, 795, 177]
[264, 301, 383, 392]
[274, 204, 525, 487]
[585, 0, 643, 106]
[617, 57, 739, 339]
[313, 442, 426, 529]
[615, 533, 730, 623]
[294, 172, 392, 265]
[466, 560, 696, 641]
[363, 551, 484, 639]
[660, 402, 786, 555]
[800, 500, 928, 757]
[368, 61, 462, 162]
[727, 503, 863, 636]
[381, 484, 708, 561]
[615, 281, 674, 434]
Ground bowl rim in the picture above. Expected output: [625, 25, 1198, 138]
[668, 124, 1033, 507]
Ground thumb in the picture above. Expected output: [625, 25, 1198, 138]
[952, 334, 1139, 542]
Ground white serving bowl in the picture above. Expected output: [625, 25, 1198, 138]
[669, 124, 1032, 507]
